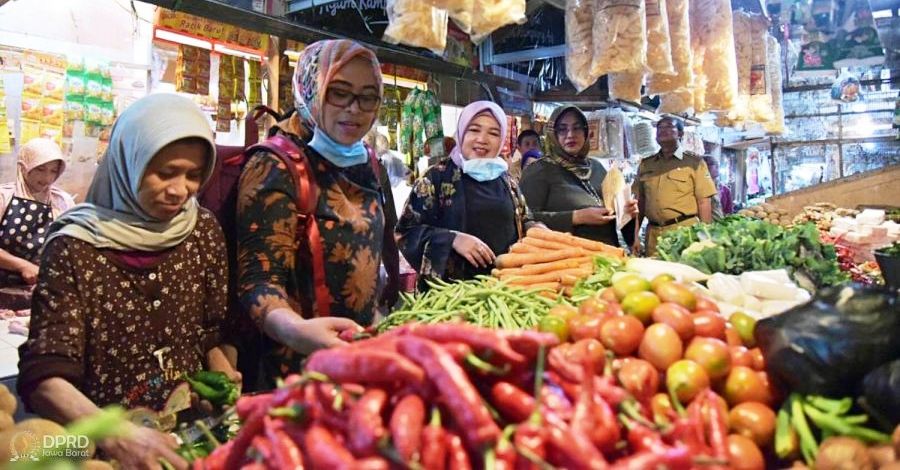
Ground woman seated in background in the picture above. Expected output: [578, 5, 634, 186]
[397, 101, 536, 284]
[519, 106, 638, 248]
[19, 94, 239, 470]
[0, 138, 75, 289]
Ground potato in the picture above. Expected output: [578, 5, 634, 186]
[816, 436, 873, 470]
[867, 444, 895, 468]
[0, 385, 17, 415]
[0, 411, 12, 432]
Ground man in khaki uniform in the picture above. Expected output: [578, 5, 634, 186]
[632, 117, 718, 256]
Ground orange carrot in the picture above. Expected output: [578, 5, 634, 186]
[510, 243, 541, 254]
[516, 257, 592, 276]
[526, 228, 625, 258]
[496, 248, 585, 269]
[504, 268, 591, 285]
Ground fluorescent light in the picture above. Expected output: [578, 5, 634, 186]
[155, 29, 213, 50]
[214, 44, 262, 60]
[873, 9, 893, 19]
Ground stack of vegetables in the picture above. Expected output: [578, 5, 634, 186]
[190, 273, 899, 470]
[656, 216, 848, 289]
[493, 228, 626, 295]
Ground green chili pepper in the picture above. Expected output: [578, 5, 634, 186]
[790, 395, 818, 466]
[802, 403, 891, 444]
[775, 406, 798, 459]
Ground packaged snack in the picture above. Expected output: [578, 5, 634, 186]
[590, 0, 647, 78]
[427, 0, 474, 33]
[647, 0, 692, 94]
[690, 0, 739, 111]
[21, 93, 44, 121]
[41, 98, 65, 127]
[565, 0, 597, 92]
[608, 70, 645, 102]
[762, 34, 785, 134]
[645, 0, 674, 74]
[469, 0, 527, 44]
[383, 0, 449, 54]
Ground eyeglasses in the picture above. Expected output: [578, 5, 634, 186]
[554, 126, 586, 136]
[325, 88, 381, 112]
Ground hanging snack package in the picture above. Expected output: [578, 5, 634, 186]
[657, 88, 694, 114]
[647, 0, 692, 95]
[727, 10, 753, 124]
[469, 0, 527, 44]
[690, 0, 738, 111]
[763, 34, 785, 134]
[40, 98, 65, 127]
[565, 0, 597, 92]
[427, 0, 474, 33]
[645, 0, 674, 75]
[608, 70, 644, 102]
[383, 0, 449, 55]
[747, 16, 773, 124]
[21, 92, 44, 122]
[590, 0, 647, 78]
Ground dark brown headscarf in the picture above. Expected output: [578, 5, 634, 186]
[543, 106, 592, 181]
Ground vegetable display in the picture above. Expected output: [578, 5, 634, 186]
[656, 216, 848, 288]
[376, 276, 556, 332]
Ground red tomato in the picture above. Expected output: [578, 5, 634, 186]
[757, 371, 781, 405]
[638, 323, 683, 371]
[694, 295, 720, 313]
[730, 347, 754, 369]
[600, 287, 618, 303]
[685, 337, 732, 380]
[729, 402, 777, 448]
[727, 434, 765, 470]
[725, 325, 743, 348]
[692, 311, 726, 340]
[568, 338, 606, 375]
[617, 358, 660, 402]
[605, 301, 625, 317]
[600, 315, 645, 356]
[748, 348, 766, 371]
[724, 366, 770, 407]
[651, 303, 695, 341]
[578, 296, 608, 318]
[569, 315, 603, 341]
[666, 359, 710, 404]
[550, 305, 579, 322]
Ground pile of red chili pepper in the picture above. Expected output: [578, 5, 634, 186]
[191, 321, 749, 470]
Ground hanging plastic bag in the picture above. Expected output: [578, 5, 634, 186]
[747, 15, 773, 123]
[862, 359, 900, 425]
[645, 0, 674, 75]
[632, 120, 658, 157]
[605, 108, 626, 159]
[762, 34, 785, 134]
[689, 0, 738, 111]
[427, 0, 474, 34]
[590, 0, 647, 78]
[384, 0, 449, 55]
[566, 0, 598, 92]
[470, 0, 528, 44]
[727, 11, 753, 124]
[586, 111, 609, 158]
[755, 284, 900, 397]
[648, 0, 691, 95]
[657, 88, 694, 114]
[608, 71, 644, 102]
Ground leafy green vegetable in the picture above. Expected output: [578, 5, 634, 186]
[656, 216, 848, 288]
[877, 241, 900, 257]
[571, 255, 626, 301]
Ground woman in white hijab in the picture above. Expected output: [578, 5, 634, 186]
[0, 138, 75, 287]
[18, 94, 238, 470]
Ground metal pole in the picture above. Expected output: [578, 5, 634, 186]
[837, 104, 845, 178]
[769, 137, 777, 195]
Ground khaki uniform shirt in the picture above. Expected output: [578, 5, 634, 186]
[633, 150, 718, 224]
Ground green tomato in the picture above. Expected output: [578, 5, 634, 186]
[539, 315, 570, 343]
[612, 273, 652, 300]
[621, 291, 661, 324]
[729, 312, 757, 348]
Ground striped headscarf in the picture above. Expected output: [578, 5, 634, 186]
[292, 39, 383, 137]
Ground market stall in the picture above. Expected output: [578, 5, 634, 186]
[1, 0, 899, 468]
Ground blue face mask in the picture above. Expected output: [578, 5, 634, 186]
[462, 157, 508, 182]
[308, 127, 368, 168]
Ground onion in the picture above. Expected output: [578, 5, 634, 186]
[815, 437, 873, 470]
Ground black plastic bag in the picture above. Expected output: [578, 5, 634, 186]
[755, 284, 900, 397]
[862, 359, 900, 426]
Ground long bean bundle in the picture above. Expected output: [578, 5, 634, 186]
[377, 276, 557, 332]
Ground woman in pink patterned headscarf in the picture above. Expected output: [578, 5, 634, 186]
[0, 138, 75, 286]
[237, 39, 400, 388]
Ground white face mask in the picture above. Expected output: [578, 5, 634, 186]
[461, 157, 508, 182]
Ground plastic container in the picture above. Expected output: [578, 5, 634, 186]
[875, 250, 900, 290]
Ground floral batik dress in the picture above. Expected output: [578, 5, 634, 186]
[237, 136, 387, 381]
